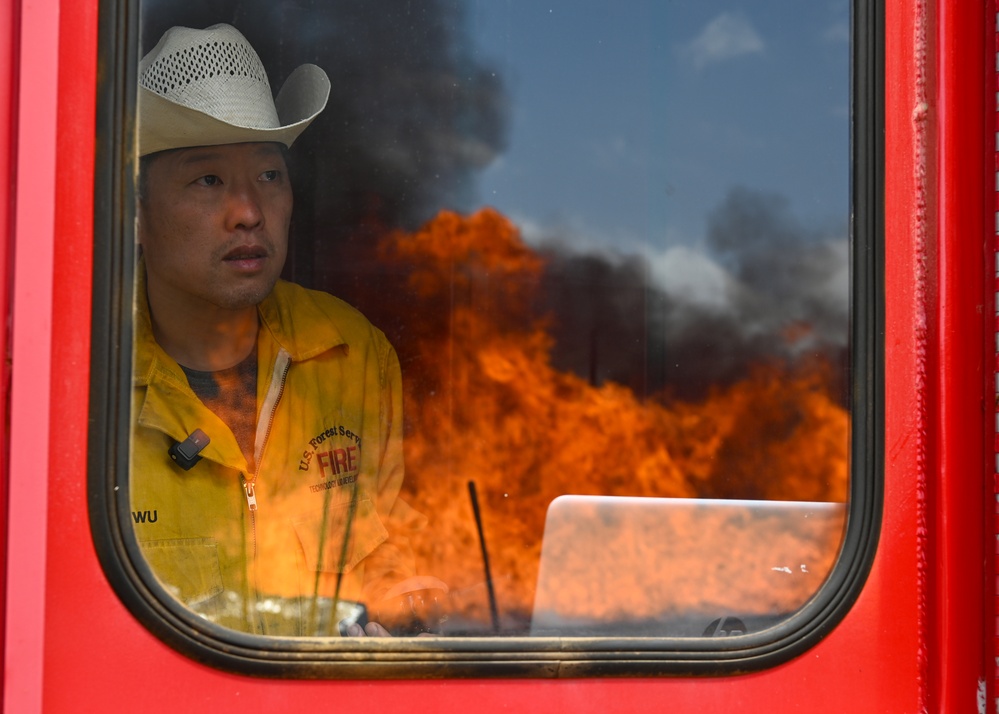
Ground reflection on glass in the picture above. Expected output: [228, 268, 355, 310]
[532, 497, 846, 637]
[131, 0, 850, 638]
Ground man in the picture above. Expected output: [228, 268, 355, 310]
[129, 23, 435, 637]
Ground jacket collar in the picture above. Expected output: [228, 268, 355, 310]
[133, 263, 348, 387]
[132, 264, 350, 469]
[256, 279, 348, 362]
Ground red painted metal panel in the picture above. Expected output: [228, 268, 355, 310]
[882, 1, 934, 710]
[0, 0, 981, 711]
[991, 7, 999, 710]
[991, 4, 999, 711]
[935, 0, 989, 709]
[4, 0, 60, 711]
[0, 0, 19, 694]
[54, 0, 911, 708]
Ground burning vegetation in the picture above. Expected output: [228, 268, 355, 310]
[368, 209, 848, 632]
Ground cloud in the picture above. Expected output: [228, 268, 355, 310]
[681, 12, 765, 69]
[647, 245, 733, 312]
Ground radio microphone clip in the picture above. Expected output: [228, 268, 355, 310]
[168, 428, 210, 470]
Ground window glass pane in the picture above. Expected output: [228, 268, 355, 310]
[130, 0, 851, 640]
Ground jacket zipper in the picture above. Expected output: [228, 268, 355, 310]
[242, 349, 291, 514]
[240, 472, 258, 560]
[242, 477, 258, 511]
[252, 348, 292, 487]
[238, 471, 258, 629]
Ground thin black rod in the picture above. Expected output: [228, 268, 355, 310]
[467, 480, 500, 633]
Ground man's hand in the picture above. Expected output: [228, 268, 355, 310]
[342, 576, 450, 636]
[345, 621, 392, 637]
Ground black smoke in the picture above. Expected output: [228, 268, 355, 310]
[140, 0, 509, 289]
[535, 187, 850, 404]
[138, 3, 849, 403]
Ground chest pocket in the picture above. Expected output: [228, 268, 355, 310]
[139, 538, 224, 617]
[291, 498, 388, 574]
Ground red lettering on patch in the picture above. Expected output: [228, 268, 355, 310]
[315, 446, 360, 479]
[317, 451, 333, 479]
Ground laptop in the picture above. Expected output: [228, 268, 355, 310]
[530, 495, 846, 637]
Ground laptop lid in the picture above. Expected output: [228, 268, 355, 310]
[530, 496, 846, 637]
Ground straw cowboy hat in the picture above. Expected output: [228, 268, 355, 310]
[137, 23, 330, 156]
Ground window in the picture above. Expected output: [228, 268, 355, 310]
[90, 0, 882, 675]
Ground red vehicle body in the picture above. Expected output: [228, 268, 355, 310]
[0, 0, 993, 711]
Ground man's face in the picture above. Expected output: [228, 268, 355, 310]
[138, 142, 293, 315]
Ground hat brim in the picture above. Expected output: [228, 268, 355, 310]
[138, 64, 330, 157]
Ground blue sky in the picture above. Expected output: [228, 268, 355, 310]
[463, 1, 850, 304]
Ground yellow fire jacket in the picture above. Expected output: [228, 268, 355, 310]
[129, 275, 424, 636]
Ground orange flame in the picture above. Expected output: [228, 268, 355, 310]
[374, 209, 848, 632]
